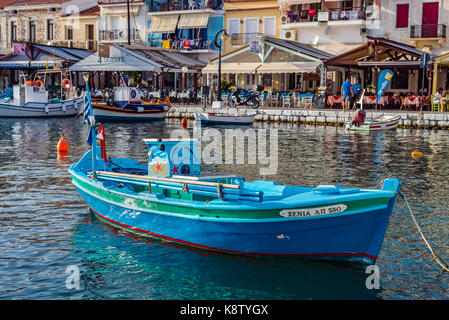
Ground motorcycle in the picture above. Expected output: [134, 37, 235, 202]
[228, 87, 262, 109]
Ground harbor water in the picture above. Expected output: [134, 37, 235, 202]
[0, 117, 448, 299]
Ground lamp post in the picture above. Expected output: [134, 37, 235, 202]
[213, 29, 229, 107]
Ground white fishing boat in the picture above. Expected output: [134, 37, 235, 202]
[194, 109, 256, 125]
[345, 114, 401, 132]
[345, 89, 400, 132]
[0, 70, 83, 118]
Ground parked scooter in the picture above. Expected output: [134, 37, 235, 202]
[228, 86, 263, 109]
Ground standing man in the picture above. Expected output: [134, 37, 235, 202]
[352, 78, 362, 107]
[341, 76, 353, 110]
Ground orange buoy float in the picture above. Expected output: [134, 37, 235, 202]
[62, 78, 72, 91]
[181, 117, 188, 128]
[35, 80, 44, 87]
[57, 137, 69, 152]
[411, 151, 423, 159]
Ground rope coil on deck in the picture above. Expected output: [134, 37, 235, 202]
[399, 192, 449, 272]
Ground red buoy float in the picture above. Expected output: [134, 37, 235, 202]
[62, 78, 72, 91]
[35, 80, 44, 87]
[57, 137, 69, 152]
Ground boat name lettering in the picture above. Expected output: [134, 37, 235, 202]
[279, 204, 347, 218]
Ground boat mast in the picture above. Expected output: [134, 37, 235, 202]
[82, 73, 97, 173]
[127, 0, 131, 46]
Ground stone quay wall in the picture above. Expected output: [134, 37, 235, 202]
[167, 106, 449, 130]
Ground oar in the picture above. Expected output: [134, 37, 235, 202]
[94, 171, 241, 190]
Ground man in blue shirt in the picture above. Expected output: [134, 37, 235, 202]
[352, 78, 362, 96]
[341, 77, 353, 110]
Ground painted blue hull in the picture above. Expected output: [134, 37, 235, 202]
[74, 181, 398, 264]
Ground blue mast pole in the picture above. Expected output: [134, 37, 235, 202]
[83, 73, 96, 174]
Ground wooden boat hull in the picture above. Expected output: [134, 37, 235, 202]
[93, 103, 171, 121]
[345, 115, 401, 132]
[194, 111, 256, 125]
[0, 98, 83, 118]
[70, 150, 401, 264]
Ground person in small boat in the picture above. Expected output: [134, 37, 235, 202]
[351, 108, 366, 127]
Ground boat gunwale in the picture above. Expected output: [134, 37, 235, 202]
[70, 167, 396, 223]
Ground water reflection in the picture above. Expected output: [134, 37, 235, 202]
[0, 117, 448, 299]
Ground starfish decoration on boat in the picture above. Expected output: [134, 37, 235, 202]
[155, 162, 165, 174]
[171, 166, 179, 175]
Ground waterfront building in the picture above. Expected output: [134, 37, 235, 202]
[202, 36, 333, 93]
[147, 0, 224, 63]
[60, 3, 99, 52]
[222, 0, 281, 54]
[376, 0, 449, 94]
[98, 0, 147, 45]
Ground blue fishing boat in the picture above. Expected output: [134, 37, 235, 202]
[91, 87, 171, 121]
[70, 76, 401, 264]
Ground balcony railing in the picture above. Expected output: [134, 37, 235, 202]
[410, 24, 447, 39]
[230, 33, 263, 46]
[99, 29, 140, 42]
[54, 40, 98, 51]
[285, 7, 366, 23]
[148, 38, 214, 51]
[149, 0, 222, 13]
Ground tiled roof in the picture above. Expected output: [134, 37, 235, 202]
[7, 0, 69, 7]
[62, 5, 99, 16]
[0, 0, 18, 9]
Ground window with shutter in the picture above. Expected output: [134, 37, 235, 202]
[396, 4, 409, 28]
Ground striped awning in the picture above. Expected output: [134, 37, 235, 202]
[178, 13, 209, 29]
[148, 15, 179, 33]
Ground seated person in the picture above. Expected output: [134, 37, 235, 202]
[433, 88, 446, 112]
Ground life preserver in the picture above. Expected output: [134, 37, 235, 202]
[35, 80, 44, 87]
[62, 78, 72, 91]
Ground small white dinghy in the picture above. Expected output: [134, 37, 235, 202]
[345, 114, 401, 132]
[345, 89, 400, 132]
[194, 109, 256, 125]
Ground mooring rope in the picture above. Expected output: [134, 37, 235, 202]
[399, 192, 449, 272]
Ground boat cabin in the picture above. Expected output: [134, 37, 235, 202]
[13, 85, 48, 105]
[144, 139, 201, 178]
[114, 87, 142, 103]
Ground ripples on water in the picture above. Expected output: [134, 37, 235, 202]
[0, 118, 448, 299]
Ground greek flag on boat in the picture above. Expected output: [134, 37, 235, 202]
[83, 92, 92, 125]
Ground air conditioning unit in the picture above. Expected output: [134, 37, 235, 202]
[284, 30, 296, 41]
[318, 12, 329, 22]
[280, 15, 288, 24]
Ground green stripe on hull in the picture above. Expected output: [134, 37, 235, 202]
[71, 174, 391, 220]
